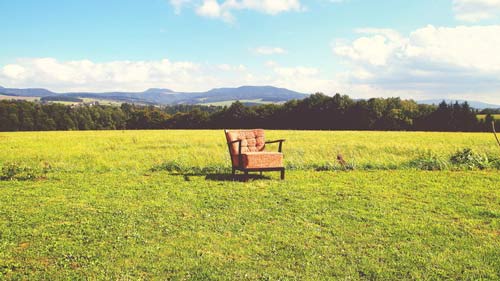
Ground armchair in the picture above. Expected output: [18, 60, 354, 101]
[224, 129, 285, 181]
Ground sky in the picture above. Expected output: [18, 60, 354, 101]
[1, 0, 500, 103]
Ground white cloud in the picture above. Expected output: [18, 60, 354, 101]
[217, 63, 247, 71]
[453, 0, 500, 22]
[333, 25, 500, 103]
[222, 0, 303, 15]
[265, 60, 278, 67]
[172, 0, 303, 21]
[273, 66, 318, 77]
[0, 57, 328, 94]
[263, 62, 335, 93]
[170, 0, 191, 14]
[2, 64, 27, 80]
[1, 58, 202, 92]
[253, 46, 287, 55]
[196, 0, 235, 21]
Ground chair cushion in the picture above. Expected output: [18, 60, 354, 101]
[225, 129, 265, 155]
[231, 152, 283, 169]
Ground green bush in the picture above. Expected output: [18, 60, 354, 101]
[151, 160, 229, 174]
[0, 161, 51, 181]
[314, 162, 337, 172]
[151, 160, 185, 173]
[489, 159, 500, 169]
[314, 161, 356, 171]
[1, 162, 38, 181]
[450, 148, 489, 170]
[408, 151, 449, 171]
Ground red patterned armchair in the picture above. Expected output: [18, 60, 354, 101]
[224, 129, 285, 181]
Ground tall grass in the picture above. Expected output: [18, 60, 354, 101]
[1, 130, 499, 176]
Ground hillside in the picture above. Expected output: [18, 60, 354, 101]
[0, 86, 56, 97]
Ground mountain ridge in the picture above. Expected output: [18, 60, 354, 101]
[1, 85, 499, 109]
[0, 85, 308, 105]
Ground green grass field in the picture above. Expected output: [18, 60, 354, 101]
[477, 114, 500, 121]
[0, 94, 39, 102]
[80, 98, 130, 106]
[1, 130, 499, 279]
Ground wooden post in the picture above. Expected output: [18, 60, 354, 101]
[493, 121, 500, 148]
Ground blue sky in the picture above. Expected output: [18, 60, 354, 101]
[1, 0, 500, 103]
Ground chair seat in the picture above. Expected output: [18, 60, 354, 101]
[232, 152, 283, 169]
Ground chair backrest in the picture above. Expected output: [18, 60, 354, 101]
[224, 129, 266, 155]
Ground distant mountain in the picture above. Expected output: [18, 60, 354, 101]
[173, 86, 307, 105]
[197, 86, 306, 102]
[0, 85, 308, 105]
[0, 86, 56, 97]
[5, 85, 497, 109]
[143, 88, 175, 94]
[419, 99, 500, 110]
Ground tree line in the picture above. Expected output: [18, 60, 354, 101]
[0, 93, 498, 132]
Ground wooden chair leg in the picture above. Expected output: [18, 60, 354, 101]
[280, 169, 285, 180]
[232, 168, 236, 180]
[244, 171, 249, 182]
[259, 171, 263, 176]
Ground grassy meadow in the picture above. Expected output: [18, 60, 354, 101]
[0, 95, 39, 102]
[0, 130, 499, 279]
[477, 114, 500, 121]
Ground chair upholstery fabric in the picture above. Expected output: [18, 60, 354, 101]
[225, 129, 283, 169]
[225, 129, 265, 154]
[231, 152, 283, 169]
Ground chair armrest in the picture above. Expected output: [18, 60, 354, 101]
[265, 139, 286, 144]
[227, 139, 242, 155]
[265, 139, 286, 152]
